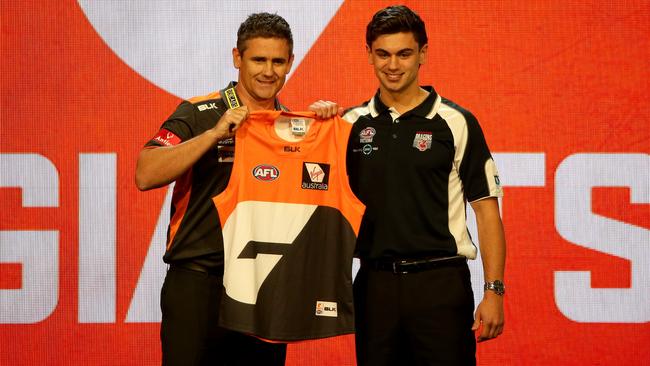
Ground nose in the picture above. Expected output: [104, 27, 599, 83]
[262, 61, 275, 77]
[387, 55, 399, 70]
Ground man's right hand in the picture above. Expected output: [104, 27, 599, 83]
[211, 106, 249, 139]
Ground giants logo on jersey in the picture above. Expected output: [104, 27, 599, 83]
[302, 162, 329, 190]
[412, 131, 432, 152]
[252, 165, 280, 181]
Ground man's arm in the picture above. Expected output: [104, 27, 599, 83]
[469, 197, 506, 342]
[135, 106, 248, 191]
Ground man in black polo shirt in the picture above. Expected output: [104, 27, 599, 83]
[136, 12, 333, 366]
[343, 5, 506, 366]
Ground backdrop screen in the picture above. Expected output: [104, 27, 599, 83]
[1, 1, 648, 365]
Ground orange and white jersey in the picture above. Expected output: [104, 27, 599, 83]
[213, 110, 364, 341]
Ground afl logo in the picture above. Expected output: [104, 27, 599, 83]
[252, 164, 280, 181]
[359, 127, 376, 143]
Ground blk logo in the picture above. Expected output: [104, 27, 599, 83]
[284, 146, 300, 153]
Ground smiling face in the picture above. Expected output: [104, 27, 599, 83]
[233, 37, 294, 108]
[367, 31, 427, 96]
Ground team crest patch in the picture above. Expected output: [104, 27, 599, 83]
[302, 162, 329, 190]
[359, 127, 376, 143]
[315, 301, 338, 317]
[252, 164, 279, 181]
[412, 131, 432, 151]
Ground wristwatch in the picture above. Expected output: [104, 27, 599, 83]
[484, 280, 505, 295]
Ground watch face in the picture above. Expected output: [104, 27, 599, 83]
[485, 280, 505, 295]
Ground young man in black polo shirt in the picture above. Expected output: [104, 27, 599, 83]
[343, 5, 506, 365]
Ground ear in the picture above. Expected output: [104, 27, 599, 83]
[366, 45, 373, 65]
[419, 44, 428, 65]
[232, 47, 242, 69]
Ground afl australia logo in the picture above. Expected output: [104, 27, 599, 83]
[252, 164, 280, 181]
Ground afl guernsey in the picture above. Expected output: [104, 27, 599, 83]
[212, 110, 365, 341]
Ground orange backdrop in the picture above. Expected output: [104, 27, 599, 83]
[1, 1, 649, 365]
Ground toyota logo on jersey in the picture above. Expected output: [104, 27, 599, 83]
[252, 165, 280, 181]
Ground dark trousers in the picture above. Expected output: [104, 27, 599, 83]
[354, 261, 476, 366]
[160, 265, 286, 366]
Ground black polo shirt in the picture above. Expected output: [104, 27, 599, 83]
[344, 86, 502, 261]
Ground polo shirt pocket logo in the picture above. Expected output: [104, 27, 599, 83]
[412, 131, 432, 151]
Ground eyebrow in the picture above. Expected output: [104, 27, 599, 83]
[250, 56, 287, 62]
[374, 47, 415, 54]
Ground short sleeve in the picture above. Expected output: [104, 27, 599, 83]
[457, 113, 503, 202]
[144, 101, 196, 147]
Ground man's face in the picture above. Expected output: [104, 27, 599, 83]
[233, 37, 294, 103]
[367, 32, 427, 94]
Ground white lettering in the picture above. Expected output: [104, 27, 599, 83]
[554, 153, 650, 322]
[126, 186, 172, 322]
[78, 154, 117, 323]
[0, 154, 59, 324]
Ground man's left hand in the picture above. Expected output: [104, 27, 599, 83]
[308, 100, 343, 119]
[472, 291, 504, 342]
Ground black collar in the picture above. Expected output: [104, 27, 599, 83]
[371, 86, 438, 118]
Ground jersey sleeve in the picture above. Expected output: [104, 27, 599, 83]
[457, 113, 503, 202]
[144, 101, 197, 147]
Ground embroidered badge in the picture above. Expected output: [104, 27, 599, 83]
[359, 127, 376, 143]
[412, 131, 432, 151]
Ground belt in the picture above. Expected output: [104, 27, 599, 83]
[169, 261, 223, 276]
[364, 255, 466, 274]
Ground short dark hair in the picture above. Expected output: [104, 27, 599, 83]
[366, 5, 428, 49]
[237, 12, 293, 55]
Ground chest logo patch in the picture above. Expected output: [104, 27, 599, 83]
[412, 131, 432, 152]
[302, 162, 330, 190]
[252, 164, 280, 181]
[359, 127, 376, 143]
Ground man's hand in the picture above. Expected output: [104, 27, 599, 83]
[472, 291, 504, 342]
[210, 106, 249, 139]
[308, 100, 343, 119]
